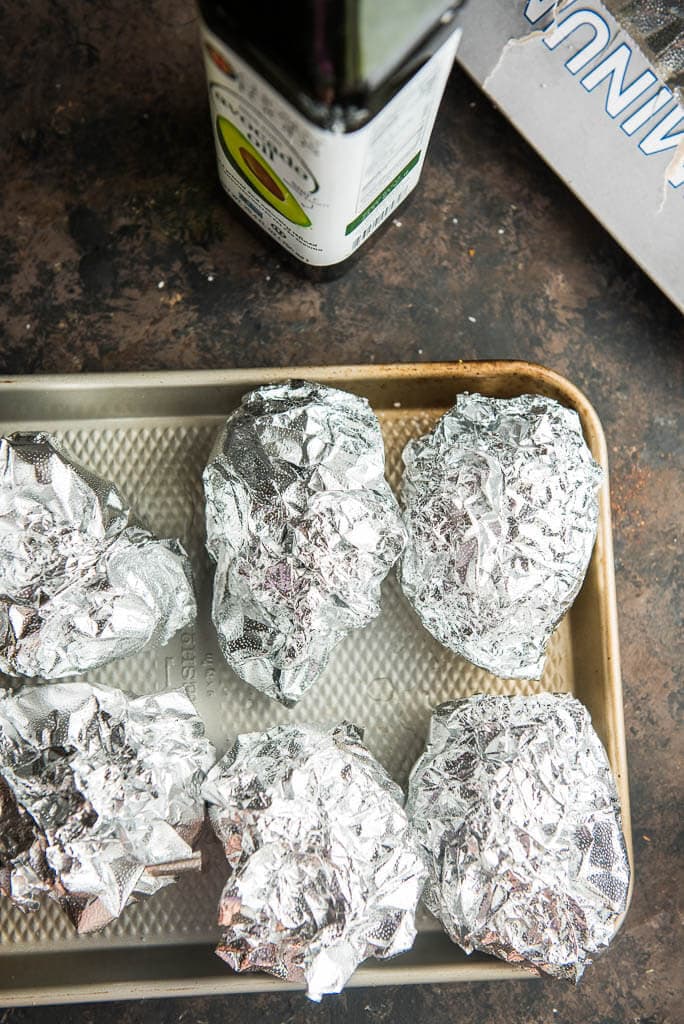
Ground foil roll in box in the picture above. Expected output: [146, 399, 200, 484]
[0, 682, 216, 933]
[407, 694, 630, 980]
[0, 432, 196, 679]
[203, 382, 405, 705]
[400, 393, 603, 679]
[203, 722, 427, 1000]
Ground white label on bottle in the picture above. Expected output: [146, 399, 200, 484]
[200, 22, 461, 265]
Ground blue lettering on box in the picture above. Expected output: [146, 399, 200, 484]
[522, 0, 684, 194]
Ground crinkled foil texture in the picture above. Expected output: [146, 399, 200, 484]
[408, 694, 630, 980]
[203, 722, 427, 1001]
[203, 382, 406, 705]
[0, 683, 215, 933]
[612, 1, 683, 94]
[0, 433, 196, 679]
[400, 393, 603, 679]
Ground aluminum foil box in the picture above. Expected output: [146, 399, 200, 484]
[455, 1, 684, 311]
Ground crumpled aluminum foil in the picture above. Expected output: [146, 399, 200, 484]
[399, 393, 603, 679]
[0, 682, 216, 932]
[0, 432, 196, 679]
[407, 693, 630, 980]
[203, 721, 427, 1000]
[203, 382, 406, 705]
[612, 1, 683, 96]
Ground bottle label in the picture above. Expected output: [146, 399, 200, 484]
[200, 22, 461, 266]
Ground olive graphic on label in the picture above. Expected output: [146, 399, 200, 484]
[217, 115, 311, 227]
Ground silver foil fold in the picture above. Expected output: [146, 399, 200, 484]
[399, 393, 603, 679]
[203, 382, 406, 705]
[0, 432, 197, 679]
[203, 721, 427, 1000]
[0, 682, 216, 932]
[407, 694, 630, 980]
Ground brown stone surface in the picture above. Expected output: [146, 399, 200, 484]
[0, 2, 682, 1023]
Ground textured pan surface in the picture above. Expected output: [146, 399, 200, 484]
[0, 363, 631, 1001]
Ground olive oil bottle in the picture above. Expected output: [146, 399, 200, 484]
[198, 1, 462, 268]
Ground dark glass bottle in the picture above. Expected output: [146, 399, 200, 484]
[198, 1, 462, 268]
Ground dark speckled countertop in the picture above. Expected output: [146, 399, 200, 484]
[1, 3, 682, 1023]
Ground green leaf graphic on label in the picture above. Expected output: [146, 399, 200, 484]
[217, 116, 311, 227]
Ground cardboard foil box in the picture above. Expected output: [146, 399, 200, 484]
[454, 1, 683, 311]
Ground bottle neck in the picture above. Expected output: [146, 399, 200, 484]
[198, 1, 460, 131]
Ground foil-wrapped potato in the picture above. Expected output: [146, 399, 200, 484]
[400, 393, 603, 678]
[203, 382, 405, 705]
[408, 694, 630, 980]
[0, 432, 196, 679]
[203, 721, 427, 1000]
[0, 683, 215, 932]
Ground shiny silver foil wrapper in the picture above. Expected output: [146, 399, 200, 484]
[0, 432, 196, 679]
[611, 1, 683, 95]
[203, 382, 406, 705]
[203, 722, 427, 1000]
[400, 393, 603, 679]
[0, 682, 216, 932]
[408, 694, 630, 980]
